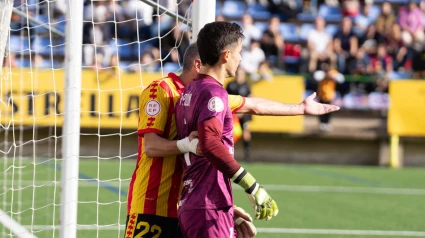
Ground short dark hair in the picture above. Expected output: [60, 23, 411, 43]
[183, 43, 199, 71]
[197, 22, 244, 66]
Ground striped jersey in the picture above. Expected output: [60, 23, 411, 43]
[127, 73, 245, 218]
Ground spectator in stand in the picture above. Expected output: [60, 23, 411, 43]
[226, 67, 253, 162]
[260, 16, 284, 67]
[360, 24, 385, 46]
[375, 1, 395, 36]
[370, 44, 393, 91]
[333, 17, 358, 74]
[240, 40, 268, 81]
[399, 0, 425, 49]
[386, 24, 408, 71]
[353, 47, 373, 75]
[342, 0, 360, 17]
[307, 17, 336, 73]
[241, 14, 262, 50]
[156, 20, 190, 64]
[266, 0, 298, 19]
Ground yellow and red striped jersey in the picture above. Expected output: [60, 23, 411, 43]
[127, 73, 245, 218]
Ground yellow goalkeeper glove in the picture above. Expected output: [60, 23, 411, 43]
[232, 167, 279, 220]
[234, 205, 257, 238]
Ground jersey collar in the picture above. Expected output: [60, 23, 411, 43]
[168, 72, 185, 93]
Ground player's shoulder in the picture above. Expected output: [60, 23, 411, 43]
[144, 76, 175, 92]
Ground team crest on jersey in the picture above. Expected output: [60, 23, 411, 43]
[145, 100, 161, 116]
[208, 96, 224, 112]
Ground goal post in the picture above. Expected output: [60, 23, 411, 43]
[0, 0, 13, 74]
[60, 1, 84, 238]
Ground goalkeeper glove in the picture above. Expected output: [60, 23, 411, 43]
[234, 205, 257, 238]
[176, 137, 198, 154]
[232, 167, 279, 220]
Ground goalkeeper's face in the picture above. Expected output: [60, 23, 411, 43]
[225, 40, 243, 78]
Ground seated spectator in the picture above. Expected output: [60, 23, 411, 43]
[342, 0, 360, 17]
[385, 24, 408, 71]
[360, 24, 385, 46]
[240, 40, 267, 80]
[370, 44, 393, 90]
[333, 17, 358, 74]
[398, 0, 425, 49]
[241, 14, 262, 50]
[412, 47, 425, 79]
[308, 17, 336, 73]
[260, 16, 284, 67]
[352, 47, 373, 75]
[375, 1, 395, 36]
[266, 0, 298, 19]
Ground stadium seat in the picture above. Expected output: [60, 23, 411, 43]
[8, 36, 30, 54]
[134, 41, 153, 57]
[31, 37, 52, 55]
[318, 5, 342, 21]
[253, 22, 268, 33]
[367, 5, 381, 22]
[247, 3, 271, 20]
[299, 24, 315, 41]
[325, 24, 339, 37]
[222, 1, 245, 18]
[216, 2, 222, 16]
[279, 23, 299, 42]
[114, 39, 133, 59]
[297, 13, 316, 21]
[163, 62, 180, 72]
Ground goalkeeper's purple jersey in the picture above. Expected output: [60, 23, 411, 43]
[175, 74, 234, 213]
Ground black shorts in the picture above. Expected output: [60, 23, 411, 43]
[124, 214, 183, 238]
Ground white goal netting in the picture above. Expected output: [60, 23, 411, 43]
[1, 0, 192, 237]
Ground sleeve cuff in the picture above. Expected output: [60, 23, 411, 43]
[232, 97, 246, 114]
[138, 128, 164, 136]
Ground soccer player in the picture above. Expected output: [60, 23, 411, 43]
[175, 22, 277, 238]
[125, 43, 340, 238]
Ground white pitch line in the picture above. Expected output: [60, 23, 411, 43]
[3, 180, 425, 195]
[24, 225, 425, 237]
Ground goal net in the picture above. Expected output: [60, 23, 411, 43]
[1, 0, 192, 237]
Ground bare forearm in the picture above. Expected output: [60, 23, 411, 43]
[237, 97, 305, 116]
[144, 133, 181, 158]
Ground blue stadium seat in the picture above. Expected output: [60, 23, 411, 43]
[279, 23, 299, 42]
[32, 37, 52, 55]
[33, 15, 50, 34]
[247, 3, 271, 20]
[297, 13, 316, 21]
[318, 5, 342, 21]
[253, 22, 268, 33]
[368, 5, 381, 22]
[114, 39, 133, 59]
[53, 38, 65, 56]
[15, 58, 31, 68]
[134, 41, 153, 58]
[222, 1, 245, 18]
[325, 24, 339, 37]
[299, 24, 315, 41]
[163, 62, 180, 73]
[8, 36, 30, 54]
[216, 2, 222, 16]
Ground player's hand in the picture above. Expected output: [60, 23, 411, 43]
[301, 92, 340, 115]
[188, 131, 203, 156]
[247, 186, 278, 221]
[234, 206, 257, 238]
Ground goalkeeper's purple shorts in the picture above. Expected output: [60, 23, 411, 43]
[178, 206, 236, 238]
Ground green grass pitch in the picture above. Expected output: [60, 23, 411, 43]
[1, 159, 425, 238]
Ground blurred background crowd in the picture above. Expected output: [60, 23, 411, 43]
[5, 0, 425, 110]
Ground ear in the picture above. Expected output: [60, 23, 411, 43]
[221, 50, 230, 63]
[194, 59, 202, 72]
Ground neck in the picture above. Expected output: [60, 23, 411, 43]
[179, 71, 193, 87]
[199, 65, 226, 86]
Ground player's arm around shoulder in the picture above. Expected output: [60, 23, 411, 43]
[139, 80, 199, 158]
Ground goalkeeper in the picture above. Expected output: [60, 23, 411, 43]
[125, 44, 340, 238]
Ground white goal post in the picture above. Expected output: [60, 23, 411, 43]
[0, 0, 216, 237]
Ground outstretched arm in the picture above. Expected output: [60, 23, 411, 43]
[237, 92, 340, 116]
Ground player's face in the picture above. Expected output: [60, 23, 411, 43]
[225, 40, 243, 78]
